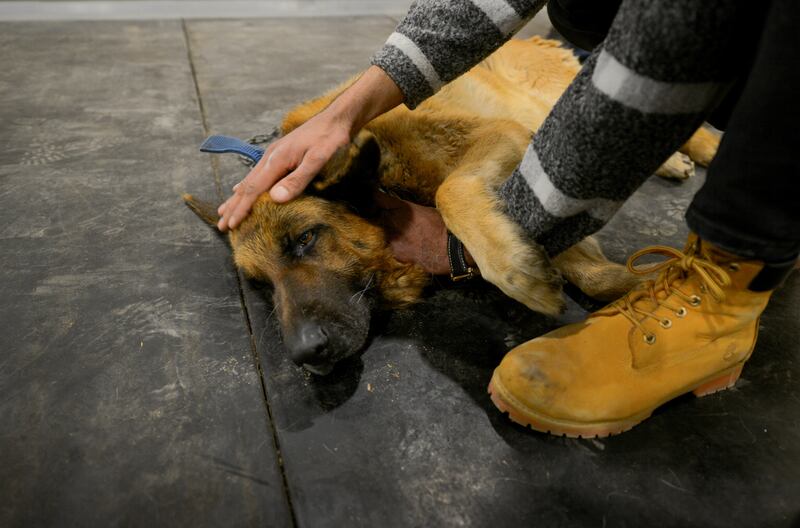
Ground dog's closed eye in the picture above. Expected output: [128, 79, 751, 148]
[288, 227, 321, 258]
[297, 230, 314, 247]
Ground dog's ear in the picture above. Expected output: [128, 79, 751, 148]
[183, 194, 221, 228]
[309, 131, 381, 215]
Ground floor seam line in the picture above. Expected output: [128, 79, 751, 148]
[181, 19, 298, 527]
[233, 272, 299, 528]
[181, 17, 222, 199]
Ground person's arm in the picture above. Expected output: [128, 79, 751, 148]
[498, 0, 743, 256]
[384, 0, 748, 272]
[371, 0, 547, 109]
[375, 192, 476, 275]
[217, 0, 548, 231]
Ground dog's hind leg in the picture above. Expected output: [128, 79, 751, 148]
[656, 151, 695, 180]
[680, 125, 721, 167]
[435, 135, 566, 315]
[656, 125, 721, 180]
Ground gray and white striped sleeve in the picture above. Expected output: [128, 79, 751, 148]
[499, 0, 743, 256]
[371, 0, 547, 109]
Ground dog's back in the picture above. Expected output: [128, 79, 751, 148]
[420, 37, 580, 133]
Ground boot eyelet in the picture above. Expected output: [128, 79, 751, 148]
[675, 307, 688, 318]
[644, 333, 656, 345]
[728, 263, 740, 271]
[689, 295, 702, 307]
[699, 285, 707, 293]
[660, 318, 673, 329]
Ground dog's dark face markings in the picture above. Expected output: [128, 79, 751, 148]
[184, 137, 427, 374]
[231, 195, 390, 375]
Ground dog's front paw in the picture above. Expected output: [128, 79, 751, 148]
[476, 247, 565, 316]
[436, 166, 565, 316]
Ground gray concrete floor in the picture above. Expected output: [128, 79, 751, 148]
[0, 1, 416, 21]
[1, 14, 798, 528]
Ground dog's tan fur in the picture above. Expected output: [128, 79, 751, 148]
[276, 37, 719, 313]
[187, 37, 720, 329]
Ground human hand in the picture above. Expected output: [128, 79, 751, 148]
[375, 192, 476, 275]
[216, 66, 404, 232]
[216, 112, 352, 231]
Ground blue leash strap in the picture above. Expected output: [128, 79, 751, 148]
[200, 135, 266, 164]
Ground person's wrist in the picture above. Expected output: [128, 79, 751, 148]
[330, 66, 402, 137]
[318, 102, 360, 139]
[337, 98, 375, 139]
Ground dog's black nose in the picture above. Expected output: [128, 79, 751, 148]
[286, 321, 329, 366]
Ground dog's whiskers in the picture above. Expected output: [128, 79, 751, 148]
[264, 303, 279, 323]
[350, 273, 375, 305]
[256, 320, 270, 348]
[252, 303, 280, 349]
[255, 304, 279, 347]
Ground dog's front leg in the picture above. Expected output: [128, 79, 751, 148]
[435, 149, 566, 316]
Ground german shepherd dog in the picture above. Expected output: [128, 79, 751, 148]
[184, 37, 719, 375]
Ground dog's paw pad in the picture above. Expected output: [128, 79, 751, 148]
[656, 152, 695, 181]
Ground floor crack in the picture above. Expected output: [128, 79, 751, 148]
[181, 17, 222, 199]
[181, 18, 298, 527]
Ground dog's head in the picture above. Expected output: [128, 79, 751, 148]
[185, 134, 428, 375]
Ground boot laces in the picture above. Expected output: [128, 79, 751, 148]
[610, 244, 732, 343]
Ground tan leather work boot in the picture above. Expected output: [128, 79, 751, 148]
[488, 235, 791, 438]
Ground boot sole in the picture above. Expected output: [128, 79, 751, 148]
[487, 363, 744, 438]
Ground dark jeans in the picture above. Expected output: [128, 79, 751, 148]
[548, 0, 800, 270]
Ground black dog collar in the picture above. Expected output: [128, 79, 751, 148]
[447, 231, 479, 282]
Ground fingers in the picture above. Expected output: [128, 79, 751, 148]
[217, 184, 258, 232]
[223, 177, 266, 231]
[217, 144, 287, 231]
[215, 117, 350, 229]
[216, 195, 236, 231]
[269, 150, 331, 203]
[217, 146, 327, 229]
